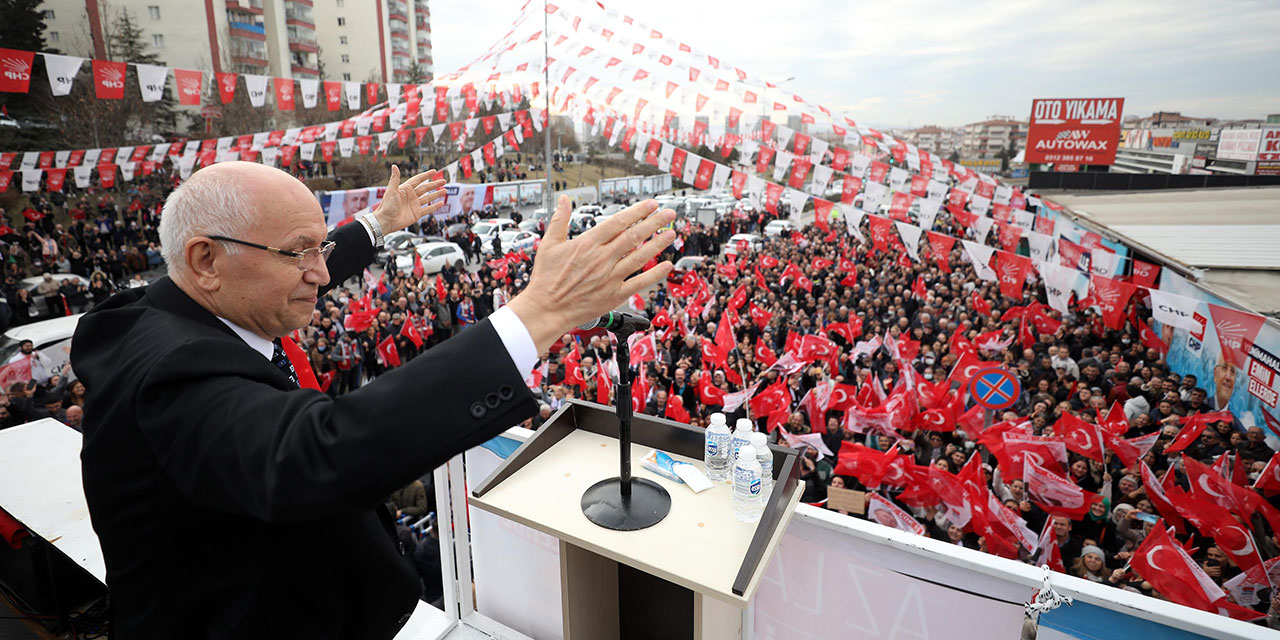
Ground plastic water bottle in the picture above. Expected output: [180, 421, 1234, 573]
[731, 418, 753, 463]
[732, 444, 763, 522]
[750, 432, 773, 503]
[704, 412, 732, 483]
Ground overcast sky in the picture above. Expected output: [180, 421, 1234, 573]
[429, 0, 1280, 129]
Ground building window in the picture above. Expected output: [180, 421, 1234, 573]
[148, 5, 160, 19]
[341, 54, 349, 63]
[337, 16, 345, 25]
[152, 34, 165, 47]
[339, 35, 347, 45]
[42, 9, 54, 18]
[342, 72, 351, 81]
[49, 31, 59, 42]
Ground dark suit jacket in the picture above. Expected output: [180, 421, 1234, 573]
[72, 222, 538, 639]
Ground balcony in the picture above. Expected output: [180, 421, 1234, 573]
[288, 36, 318, 53]
[233, 55, 268, 67]
[226, 0, 263, 14]
[391, 45, 410, 57]
[287, 0, 312, 5]
[284, 7, 314, 27]
[390, 28, 408, 40]
[291, 63, 321, 77]
[229, 21, 266, 41]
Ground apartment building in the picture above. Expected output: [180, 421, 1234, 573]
[40, 0, 433, 83]
[960, 116, 1027, 160]
[901, 125, 962, 158]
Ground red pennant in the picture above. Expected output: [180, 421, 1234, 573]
[92, 60, 127, 99]
[1207, 303, 1266, 369]
[0, 48, 35, 93]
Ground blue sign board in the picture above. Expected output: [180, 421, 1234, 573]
[968, 367, 1021, 411]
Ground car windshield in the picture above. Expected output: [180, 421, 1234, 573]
[0, 336, 23, 364]
[499, 230, 519, 241]
[474, 223, 495, 235]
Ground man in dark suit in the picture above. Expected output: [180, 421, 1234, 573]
[72, 161, 677, 639]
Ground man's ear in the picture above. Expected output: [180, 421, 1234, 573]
[184, 237, 222, 293]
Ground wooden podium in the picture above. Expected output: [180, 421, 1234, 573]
[470, 400, 802, 640]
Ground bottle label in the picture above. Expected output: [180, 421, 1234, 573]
[750, 479, 761, 495]
[706, 440, 718, 456]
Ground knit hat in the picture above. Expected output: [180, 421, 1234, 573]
[1081, 545, 1105, 562]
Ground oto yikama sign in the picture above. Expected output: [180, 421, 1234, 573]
[1026, 98, 1125, 165]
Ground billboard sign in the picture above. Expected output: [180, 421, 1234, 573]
[1257, 127, 1280, 161]
[1026, 98, 1125, 165]
[1216, 129, 1263, 161]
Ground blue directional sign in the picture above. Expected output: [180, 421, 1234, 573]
[968, 367, 1021, 411]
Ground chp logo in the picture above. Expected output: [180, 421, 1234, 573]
[279, 82, 293, 101]
[179, 76, 201, 98]
[2, 55, 30, 81]
[220, 74, 236, 93]
[99, 65, 124, 89]
[1214, 315, 1251, 354]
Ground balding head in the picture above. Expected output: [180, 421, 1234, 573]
[160, 162, 330, 340]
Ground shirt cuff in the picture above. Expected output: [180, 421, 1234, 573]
[357, 216, 377, 246]
[489, 306, 539, 377]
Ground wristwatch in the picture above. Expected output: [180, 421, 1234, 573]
[359, 213, 385, 248]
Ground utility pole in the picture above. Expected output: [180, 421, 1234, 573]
[542, 0, 554, 216]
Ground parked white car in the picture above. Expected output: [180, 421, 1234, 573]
[721, 233, 762, 256]
[0, 313, 83, 383]
[763, 220, 796, 236]
[482, 229, 539, 255]
[395, 241, 466, 274]
[471, 219, 516, 244]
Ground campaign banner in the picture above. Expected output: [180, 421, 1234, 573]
[1216, 129, 1263, 162]
[1255, 127, 1280, 162]
[318, 186, 385, 228]
[1156, 270, 1280, 448]
[1026, 98, 1125, 165]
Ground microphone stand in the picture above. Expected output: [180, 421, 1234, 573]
[580, 327, 672, 531]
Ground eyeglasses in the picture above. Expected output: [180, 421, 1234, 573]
[208, 236, 336, 272]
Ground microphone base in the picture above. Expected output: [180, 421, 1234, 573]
[581, 477, 671, 531]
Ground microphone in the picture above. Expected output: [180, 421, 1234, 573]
[578, 310, 650, 333]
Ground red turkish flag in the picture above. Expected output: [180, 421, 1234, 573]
[1165, 410, 1234, 454]
[995, 252, 1032, 300]
[1056, 412, 1106, 461]
[998, 432, 1067, 481]
[700, 338, 728, 370]
[665, 386, 691, 423]
[753, 339, 777, 368]
[399, 316, 424, 348]
[1131, 523, 1264, 622]
[0, 48, 35, 93]
[1089, 274, 1137, 330]
[1135, 315, 1168, 354]
[595, 362, 613, 405]
[714, 316, 736, 352]
[376, 335, 401, 368]
[1207, 303, 1266, 369]
[1139, 462, 1188, 533]
[1254, 452, 1280, 495]
[93, 60, 127, 99]
[698, 373, 725, 407]
[1107, 430, 1159, 468]
[835, 443, 902, 489]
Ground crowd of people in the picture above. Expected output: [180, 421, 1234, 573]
[297, 190, 1279, 626]
[3, 155, 1278, 625]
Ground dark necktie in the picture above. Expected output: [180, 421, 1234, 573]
[271, 339, 301, 388]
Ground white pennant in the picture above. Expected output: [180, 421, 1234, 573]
[1090, 249, 1121, 278]
[54, 150, 70, 168]
[119, 162, 135, 182]
[73, 165, 93, 188]
[1148, 288, 1203, 331]
[916, 197, 941, 231]
[962, 240, 997, 281]
[1038, 260, 1083, 314]
[82, 149, 100, 166]
[378, 131, 394, 151]
[896, 221, 923, 261]
[969, 195, 991, 216]
[344, 81, 361, 110]
[1027, 231, 1054, 263]
[973, 216, 995, 244]
[299, 142, 316, 162]
[260, 147, 278, 167]
[848, 154, 870, 178]
[21, 169, 42, 192]
[888, 167, 909, 192]
[840, 205, 866, 243]
[862, 181, 888, 212]
[299, 79, 319, 109]
[19, 152, 37, 171]
[244, 74, 269, 107]
[682, 153, 699, 185]
[135, 64, 168, 102]
[785, 189, 807, 225]
[42, 53, 83, 96]
[710, 164, 730, 192]
[177, 154, 196, 180]
[337, 137, 354, 157]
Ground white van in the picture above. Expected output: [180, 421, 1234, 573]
[0, 314, 83, 383]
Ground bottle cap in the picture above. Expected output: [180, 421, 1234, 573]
[737, 445, 757, 461]
[735, 418, 753, 431]
[709, 412, 727, 426]
[750, 432, 767, 448]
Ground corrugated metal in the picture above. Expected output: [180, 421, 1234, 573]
[1109, 224, 1280, 269]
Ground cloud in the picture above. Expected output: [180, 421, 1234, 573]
[430, 0, 1280, 127]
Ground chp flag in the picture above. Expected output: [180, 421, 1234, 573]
[1025, 98, 1125, 165]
